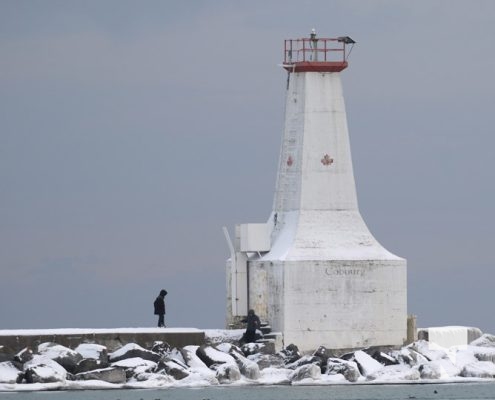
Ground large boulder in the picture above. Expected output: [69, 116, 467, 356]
[76, 367, 126, 384]
[75, 343, 108, 364]
[75, 358, 108, 373]
[353, 350, 383, 377]
[228, 347, 260, 380]
[23, 355, 67, 383]
[326, 358, 361, 382]
[111, 357, 157, 379]
[286, 355, 322, 370]
[368, 364, 420, 382]
[278, 344, 301, 365]
[109, 343, 160, 363]
[419, 359, 460, 379]
[470, 334, 495, 348]
[241, 342, 270, 356]
[150, 341, 171, 356]
[248, 353, 285, 370]
[461, 361, 495, 378]
[211, 363, 241, 384]
[290, 363, 321, 382]
[408, 340, 448, 361]
[38, 342, 82, 373]
[0, 361, 24, 384]
[370, 351, 399, 366]
[196, 345, 236, 368]
[313, 346, 334, 369]
[154, 358, 190, 380]
[258, 367, 292, 385]
[14, 347, 33, 364]
[180, 346, 210, 370]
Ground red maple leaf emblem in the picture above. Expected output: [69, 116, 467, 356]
[321, 154, 334, 166]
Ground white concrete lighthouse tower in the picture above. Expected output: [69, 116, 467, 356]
[225, 32, 407, 352]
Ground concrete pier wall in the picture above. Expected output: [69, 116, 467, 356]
[0, 328, 205, 353]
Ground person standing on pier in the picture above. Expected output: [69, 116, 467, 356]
[154, 289, 167, 327]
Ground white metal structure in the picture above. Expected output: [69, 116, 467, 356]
[226, 34, 407, 352]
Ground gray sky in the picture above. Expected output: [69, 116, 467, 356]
[1, 0, 494, 334]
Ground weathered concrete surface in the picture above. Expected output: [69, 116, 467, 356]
[227, 70, 407, 352]
[0, 328, 205, 354]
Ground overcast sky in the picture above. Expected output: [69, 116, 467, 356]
[1, 0, 494, 335]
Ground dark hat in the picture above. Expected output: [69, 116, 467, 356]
[160, 289, 168, 296]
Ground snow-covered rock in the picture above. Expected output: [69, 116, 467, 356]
[181, 346, 209, 369]
[278, 344, 301, 364]
[0, 361, 23, 384]
[14, 347, 33, 364]
[211, 363, 241, 383]
[155, 358, 190, 380]
[326, 358, 361, 382]
[461, 361, 495, 378]
[150, 341, 171, 356]
[353, 350, 383, 377]
[75, 343, 108, 363]
[286, 354, 322, 370]
[111, 357, 156, 379]
[419, 358, 460, 379]
[196, 345, 236, 367]
[290, 363, 321, 382]
[470, 334, 495, 348]
[371, 350, 399, 366]
[241, 342, 269, 356]
[228, 347, 260, 380]
[409, 340, 448, 361]
[109, 343, 160, 363]
[248, 353, 285, 370]
[258, 367, 292, 385]
[76, 358, 109, 373]
[38, 342, 82, 373]
[368, 364, 420, 382]
[23, 355, 67, 383]
[76, 367, 126, 384]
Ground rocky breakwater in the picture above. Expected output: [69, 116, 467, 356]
[1, 331, 495, 390]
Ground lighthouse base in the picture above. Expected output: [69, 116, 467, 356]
[248, 259, 407, 353]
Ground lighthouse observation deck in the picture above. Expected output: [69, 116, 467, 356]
[283, 33, 355, 73]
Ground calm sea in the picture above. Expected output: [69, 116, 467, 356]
[1, 382, 495, 400]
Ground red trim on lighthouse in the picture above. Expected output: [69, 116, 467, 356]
[283, 61, 348, 73]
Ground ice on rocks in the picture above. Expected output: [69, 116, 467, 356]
[37, 342, 82, 373]
[196, 345, 236, 367]
[461, 361, 495, 378]
[75, 343, 107, 361]
[419, 358, 460, 379]
[0, 362, 23, 384]
[23, 355, 67, 383]
[109, 343, 160, 363]
[76, 367, 126, 384]
[290, 363, 321, 382]
[111, 357, 156, 369]
[258, 367, 292, 385]
[409, 340, 448, 361]
[326, 358, 361, 382]
[212, 363, 241, 384]
[470, 334, 495, 348]
[368, 364, 420, 382]
[353, 350, 383, 377]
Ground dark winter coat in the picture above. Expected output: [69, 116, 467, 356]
[154, 295, 165, 315]
[242, 312, 261, 331]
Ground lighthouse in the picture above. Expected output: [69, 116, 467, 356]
[225, 32, 407, 352]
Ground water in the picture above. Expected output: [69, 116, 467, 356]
[2, 382, 495, 400]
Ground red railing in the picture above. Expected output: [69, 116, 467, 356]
[284, 37, 350, 65]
